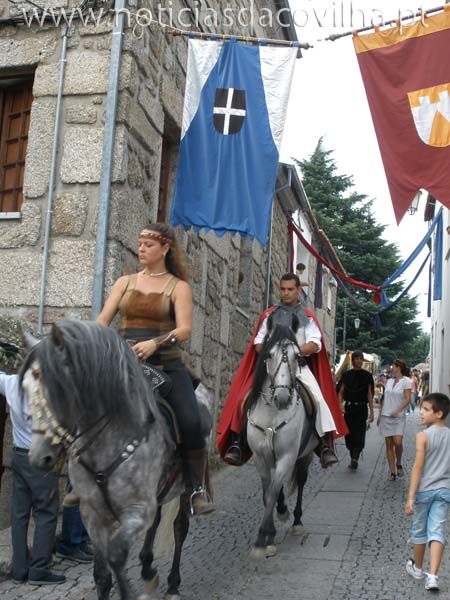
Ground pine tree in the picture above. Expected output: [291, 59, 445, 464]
[294, 139, 423, 366]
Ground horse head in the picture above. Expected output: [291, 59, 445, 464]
[252, 324, 300, 411]
[22, 320, 154, 472]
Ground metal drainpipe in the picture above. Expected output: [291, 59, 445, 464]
[91, 0, 126, 319]
[264, 166, 293, 309]
[37, 26, 69, 334]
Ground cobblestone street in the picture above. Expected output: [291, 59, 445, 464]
[0, 410, 448, 599]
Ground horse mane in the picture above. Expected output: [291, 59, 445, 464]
[21, 320, 153, 435]
[247, 324, 298, 410]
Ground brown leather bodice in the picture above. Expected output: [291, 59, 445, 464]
[119, 273, 178, 333]
[119, 274, 182, 366]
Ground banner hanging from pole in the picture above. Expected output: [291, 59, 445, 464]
[354, 6, 450, 223]
[170, 38, 297, 246]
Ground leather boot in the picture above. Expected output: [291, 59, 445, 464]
[183, 448, 214, 516]
[224, 432, 243, 466]
[320, 432, 339, 468]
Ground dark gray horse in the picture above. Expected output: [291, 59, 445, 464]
[21, 320, 212, 600]
[246, 324, 317, 559]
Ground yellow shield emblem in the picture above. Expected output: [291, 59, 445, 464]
[408, 83, 450, 147]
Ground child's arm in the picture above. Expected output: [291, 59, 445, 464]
[405, 431, 427, 515]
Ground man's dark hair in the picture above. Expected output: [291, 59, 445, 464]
[280, 273, 301, 287]
[421, 392, 450, 418]
[351, 350, 364, 362]
[296, 262, 306, 271]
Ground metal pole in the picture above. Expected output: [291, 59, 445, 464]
[342, 299, 348, 353]
[264, 201, 274, 310]
[91, 0, 126, 319]
[37, 26, 69, 334]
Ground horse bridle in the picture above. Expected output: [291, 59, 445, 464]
[27, 367, 148, 521]
[265, 340, 299, 406]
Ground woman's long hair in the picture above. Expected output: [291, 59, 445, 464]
[144, 223, 190, 282]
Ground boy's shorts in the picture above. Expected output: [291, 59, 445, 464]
[411, 488, 450, 545]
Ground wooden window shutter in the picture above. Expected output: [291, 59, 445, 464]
[0, 80, 33, 213]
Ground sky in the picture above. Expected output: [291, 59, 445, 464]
[279, 0, 440, 329]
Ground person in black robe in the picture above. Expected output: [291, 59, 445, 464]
[338, 351, 374, 470]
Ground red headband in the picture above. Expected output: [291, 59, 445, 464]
[139, 230, 171, 245]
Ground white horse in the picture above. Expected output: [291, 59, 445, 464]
[246, 322, 318, 559]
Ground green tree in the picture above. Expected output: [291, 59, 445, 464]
[294, 139, 423, 366]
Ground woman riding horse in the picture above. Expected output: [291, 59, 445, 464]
[97, 223, 213, 516]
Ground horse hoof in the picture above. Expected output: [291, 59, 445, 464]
[265, 545, 277, 557]
[143, 574, 159, 594]
[250, 546, 266, 561]
[292, 524, 304, 536]
[277, 510, 290, 522]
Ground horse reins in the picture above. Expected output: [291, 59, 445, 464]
[265, 341, 298, 406]
[248, 340, 302, 458]
[28, 372, 150, 522]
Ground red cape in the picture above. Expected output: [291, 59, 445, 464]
[216, 306, 348, 463]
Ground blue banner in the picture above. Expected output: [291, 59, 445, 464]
[170, 39, 297, 246]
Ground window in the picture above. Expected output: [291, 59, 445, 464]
[0, 76, 33, 213]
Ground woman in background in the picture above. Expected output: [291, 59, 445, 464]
[377, 359, 411, 480]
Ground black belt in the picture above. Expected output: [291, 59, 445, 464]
[13, 446, 29, 454]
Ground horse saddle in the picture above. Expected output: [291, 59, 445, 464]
[155, 396, 182, 446]
[295, 378, 317, 419]
[141, 363, 173, 397]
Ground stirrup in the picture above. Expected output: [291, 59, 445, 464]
[189, 486, 214, 516]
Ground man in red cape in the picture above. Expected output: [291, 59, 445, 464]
[216, 273, 348, 466]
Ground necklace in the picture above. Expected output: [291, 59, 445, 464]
[142, 269, 168, 277]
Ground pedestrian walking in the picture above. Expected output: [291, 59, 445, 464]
[0, 371, 64, 585]
[338, 351, 374, 470]
[377, 359, 411, 480]
[405, 392, 450, 592]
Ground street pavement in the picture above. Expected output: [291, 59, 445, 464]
[0, 408, 448, 599]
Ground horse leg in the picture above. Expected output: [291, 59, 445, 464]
[139, 507, 162, 596]
[276, 486, 290, 522]
[80, 506, 113, 600]
[165, 497, 190, 600]
[292, 455, 311, 536]
[108, 506, 149, 600]
[94, 548, 113, 600]
[252, 457, 291, 560]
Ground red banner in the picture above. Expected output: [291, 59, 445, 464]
[288, 221, 382, 302]
[354, 7, 450, 223]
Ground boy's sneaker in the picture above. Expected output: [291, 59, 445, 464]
[425, 574, 439, 591]
[406, 558, 424, 579]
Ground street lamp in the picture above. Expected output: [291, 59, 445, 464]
[354, 318, 360, 330]
[333, 326, 343, 363]
[408, 190, 422, 215]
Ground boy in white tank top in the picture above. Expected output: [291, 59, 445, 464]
[405, 392, 450, 592]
